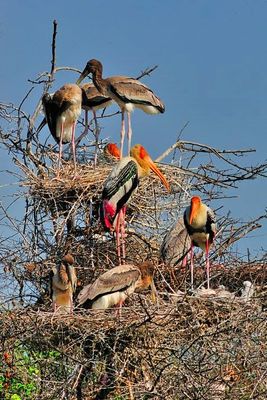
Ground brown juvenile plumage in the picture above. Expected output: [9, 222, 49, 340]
[76, 59, 165, 158]
[77, 261, 156, 310]
[51, 254, 77, 313]
[41, 83, 82, 171]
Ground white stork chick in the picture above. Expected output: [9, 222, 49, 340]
[51, 254, 77, 313]
[76, 59, 165, 158]
[77, 261, 156, 311]
[184, 196, 216, 290]
[240, 280, 254, 302]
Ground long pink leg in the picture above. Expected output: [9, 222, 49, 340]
[205, 241, 210, 289]
[182, 252, 188, 268]
[115, 299, 124, 318]
[120, 206, 127, 263]
[127, 111, 132, 156]
[190, 243, 194, 290]
[115, 213, 121, 264]
[58, 122, 64, 172]
[120, 110, 125, 159]
[71, 122, 77, 171]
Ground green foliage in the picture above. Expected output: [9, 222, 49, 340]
[0, 343, 62, 399]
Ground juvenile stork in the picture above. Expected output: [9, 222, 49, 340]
[100, 144, 170, 263]
[76, 59, 165, 158]
[77, 261, 156, 312]
[41, 83, 82, 171]
[79, 83, 113, 165]
[51, 254, 77, 313]
[184, 196, 216, 289]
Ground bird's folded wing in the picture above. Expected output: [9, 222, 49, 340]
[206, 207, 216, 237]
[77, 265, 140, 304]
[109, 79, 162, 106]
[103, 159, 138, 199]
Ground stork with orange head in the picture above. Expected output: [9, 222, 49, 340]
[100, 144, 170, 263]
[184, 196, 216, 289]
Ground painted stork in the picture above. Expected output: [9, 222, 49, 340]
[76, 59, 165, 159]
[184, 196, 216, 289]
[100, 144, 170, 263]
[50, 254, 77, 313]
[79, 83, 113, 166]
[77, 261, 156, 311]
[40, 83, 82, 172]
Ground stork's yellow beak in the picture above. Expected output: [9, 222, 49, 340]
[146, 157, 170, 192]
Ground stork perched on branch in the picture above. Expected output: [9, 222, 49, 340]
[100, 144, 170, 263]
[51, 254, 77, 313]
[76, 59, 165, 158]
[77, 261, 156, 312]
[184, 196, 216, 289]
[40, 84, 82, 172]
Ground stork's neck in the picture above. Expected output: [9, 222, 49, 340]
[92, 70, 109, 96]
[137, 162, 150, 179]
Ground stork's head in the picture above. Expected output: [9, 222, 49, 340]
[130, 144, 170, 192]
[76, 59, 103, 85]
[104, 143, 120, 160]
[62, 254, 75, 265]
[138, 261, 157, 302]
[189, 196, 201, 224]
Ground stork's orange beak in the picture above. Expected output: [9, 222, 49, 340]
[189, 197, 201, 224]
[146, 157, 170, 192]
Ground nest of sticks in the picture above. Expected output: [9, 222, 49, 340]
[1, 287, 267, 400]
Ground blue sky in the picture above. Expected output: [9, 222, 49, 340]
[1, 0, 266, 255]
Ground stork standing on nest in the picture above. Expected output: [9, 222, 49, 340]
[100, 144, 170, 263]
[50, 254, 77, 313]
[76, 59, 165, 159]
[78, 83, 113, 166]
[184, 196, 216, 290]
[40, 83, 82, 173]
[77, 261, 156, 313]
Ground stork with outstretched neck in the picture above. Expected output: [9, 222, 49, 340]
[76, 59, 165, 159]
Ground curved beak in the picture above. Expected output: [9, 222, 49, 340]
[147, 158, 170, 192]
[150, 279, 158, 303]
[76, 67, 90, 86]
[36, 117, 47, 134]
